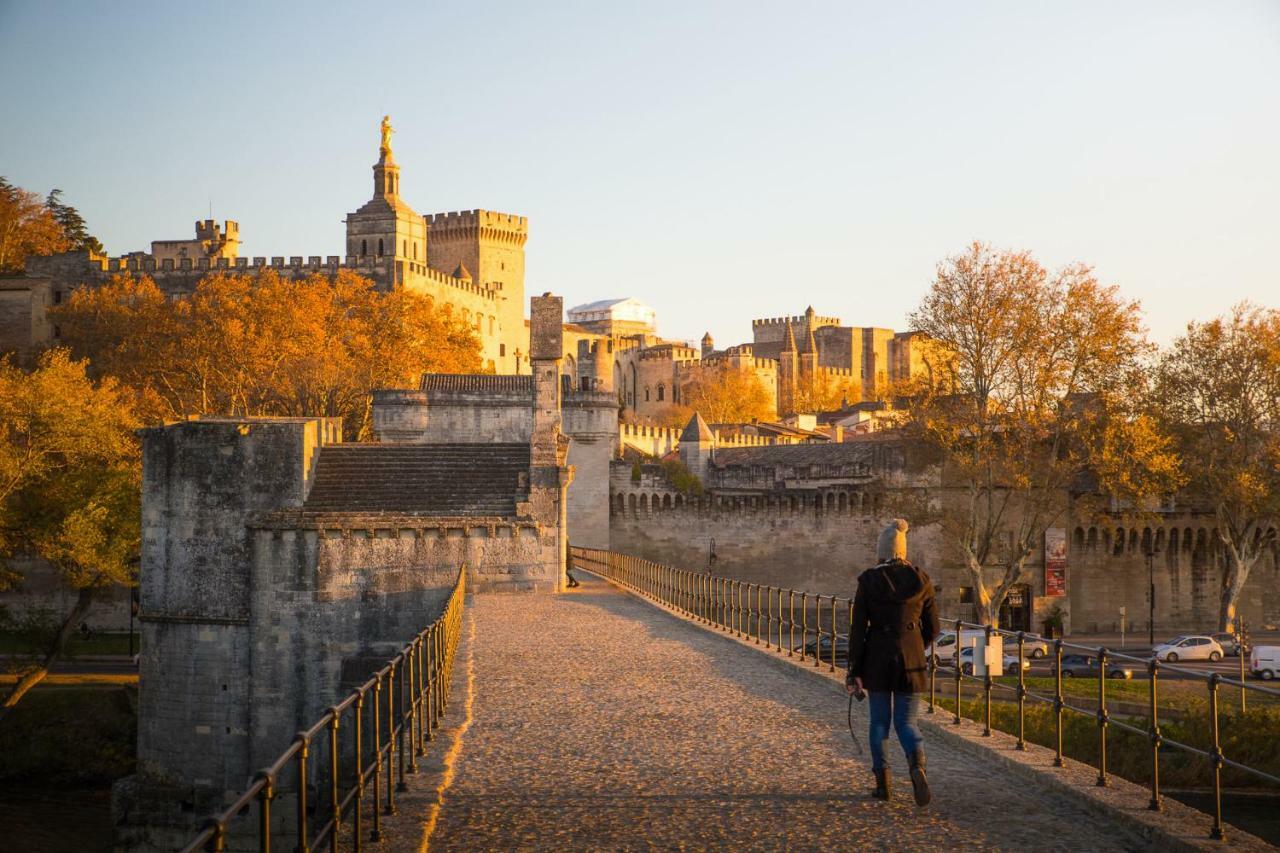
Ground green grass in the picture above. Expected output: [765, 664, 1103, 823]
[0, 686, 136, 785]
[987, 675, 1280, 714]
[932, 694, 1280, 790]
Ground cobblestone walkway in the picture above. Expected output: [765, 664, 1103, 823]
[425, 574, 1150, 851]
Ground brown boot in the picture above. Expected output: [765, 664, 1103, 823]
[871, 767, 891, 800]
[909, 750, 931, 806]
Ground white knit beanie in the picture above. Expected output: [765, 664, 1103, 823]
[877, 518, 909, 563]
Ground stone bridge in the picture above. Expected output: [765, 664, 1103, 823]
[349, 571, 1267, 852]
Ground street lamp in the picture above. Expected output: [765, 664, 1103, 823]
[1142, 538, 1160, 648]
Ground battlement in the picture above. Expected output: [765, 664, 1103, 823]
[619, 423, 682, 442]
[64, 252, 496, 300]
[752, 314, 841, 329]
[816, 365, 856, 379]
[426, 209, 528, 238]
[640, 344, 698, 362]
[418, 264, 501, 300]
[714, 432, 777, 449]
[195, 219, 238, 239]
[707, 352, 776, 371]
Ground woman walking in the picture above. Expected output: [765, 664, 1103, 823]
[845, 518, 940, 805]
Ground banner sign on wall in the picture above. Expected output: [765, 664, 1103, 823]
[1044, 528, 1067, 597]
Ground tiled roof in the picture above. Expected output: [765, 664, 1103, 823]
[419, 374, 533, 393]
[303, 443, 529, 516]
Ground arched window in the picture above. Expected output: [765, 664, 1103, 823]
[489, 316, 495, 335]
[361, 239, 367, 256]
[378, 238, 384, 256]
[413, 242, 418, 259]
[403, 239, 407, 256]
[657, 384, 665, 402]
[644, 387, 650, 402]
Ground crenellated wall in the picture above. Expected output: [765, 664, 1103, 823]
[605, 442, 1280, 636]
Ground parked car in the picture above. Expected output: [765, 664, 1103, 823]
[1249, 646, 1279, 681]
[1210, 632, 1244, 657]
[928, 630, 1048, 664]
[930, 630, 993, 664]
[957, 646, 1031, 676]
[1152, 635, 1224, 663]
[1050, 653, 1134, 679]
[792, 636, 849, 666]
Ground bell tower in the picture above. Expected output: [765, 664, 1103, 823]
[344, 116, 427, 286]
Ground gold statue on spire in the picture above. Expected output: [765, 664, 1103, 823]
[380, 115, 394, 156]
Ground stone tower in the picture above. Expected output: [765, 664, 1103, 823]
[345, 116, 427, 286]
[701, 332, 715, 360]
[798, 307, 819, 408]
[528, 293, 572, 588]
[777, 318, 799, 417]
[426, 210, 528, 370]
[679, 412, 715, 483]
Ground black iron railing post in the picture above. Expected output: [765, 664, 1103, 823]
[982, 624, 993, 736]
[1239, 648, 1247, 714]
[1053, 639, 1064, 767]
[828, 596, 837, 672]
[1208, 673, 1225, 841]
[1097, 647, 1109, 787]
[416, 635, 427, 757]
[295, 734, 310, 853]
[800, 592, 809, 662]
[927, 653, 936, 714]
[370, 679, 382, 841]
[1147, 658, 1162, 812]
[953, 618, 962, 726]
[737, 573, 747, 635]
[396, 658, 409, 794]
[385, 663, 397, 812]
[788, 590, 795, 655]
[327, 710, 340, 853]
[1016, 632, 1026, 750]
[256, 771, 272, 853]
[406, 644, 419, 775]
[352, 695, 364, 852]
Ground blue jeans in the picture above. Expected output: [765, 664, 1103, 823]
[867, 691, 923, 771]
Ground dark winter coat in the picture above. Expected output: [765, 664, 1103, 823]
[846, 559, 941, 694]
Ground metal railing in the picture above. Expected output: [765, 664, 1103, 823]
[181, 566, 467, 853]
[571, 547, 1280, 842]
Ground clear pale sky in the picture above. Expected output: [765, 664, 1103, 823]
[2, 1, 1277, 347]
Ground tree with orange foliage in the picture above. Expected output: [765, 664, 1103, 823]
[0, 350, 139, 719]
[793, 370, 862, 414]
[51, 269, 483, 437]
[1151, 304, 1280, 631]
[901, 242, 1181, 626]
[0, 177, 70, 272]
[659, 361, 775, 426]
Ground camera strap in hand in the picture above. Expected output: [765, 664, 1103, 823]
[847, 691, 864, 755]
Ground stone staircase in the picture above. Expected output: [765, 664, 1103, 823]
[303, 443, 529, 516]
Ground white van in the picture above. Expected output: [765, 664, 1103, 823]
[928, 629, 987, 664]
[1250, 645, 1279, 681]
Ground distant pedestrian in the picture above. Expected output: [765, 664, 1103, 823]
[565, 554, 580, 589]
[846, 518, 940, 805]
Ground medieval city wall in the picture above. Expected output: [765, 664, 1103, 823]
[607, 492, 1280, 635]
[1, 252, 517, 369]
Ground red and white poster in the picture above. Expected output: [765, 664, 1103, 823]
[1044, 528, 1067, 597]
